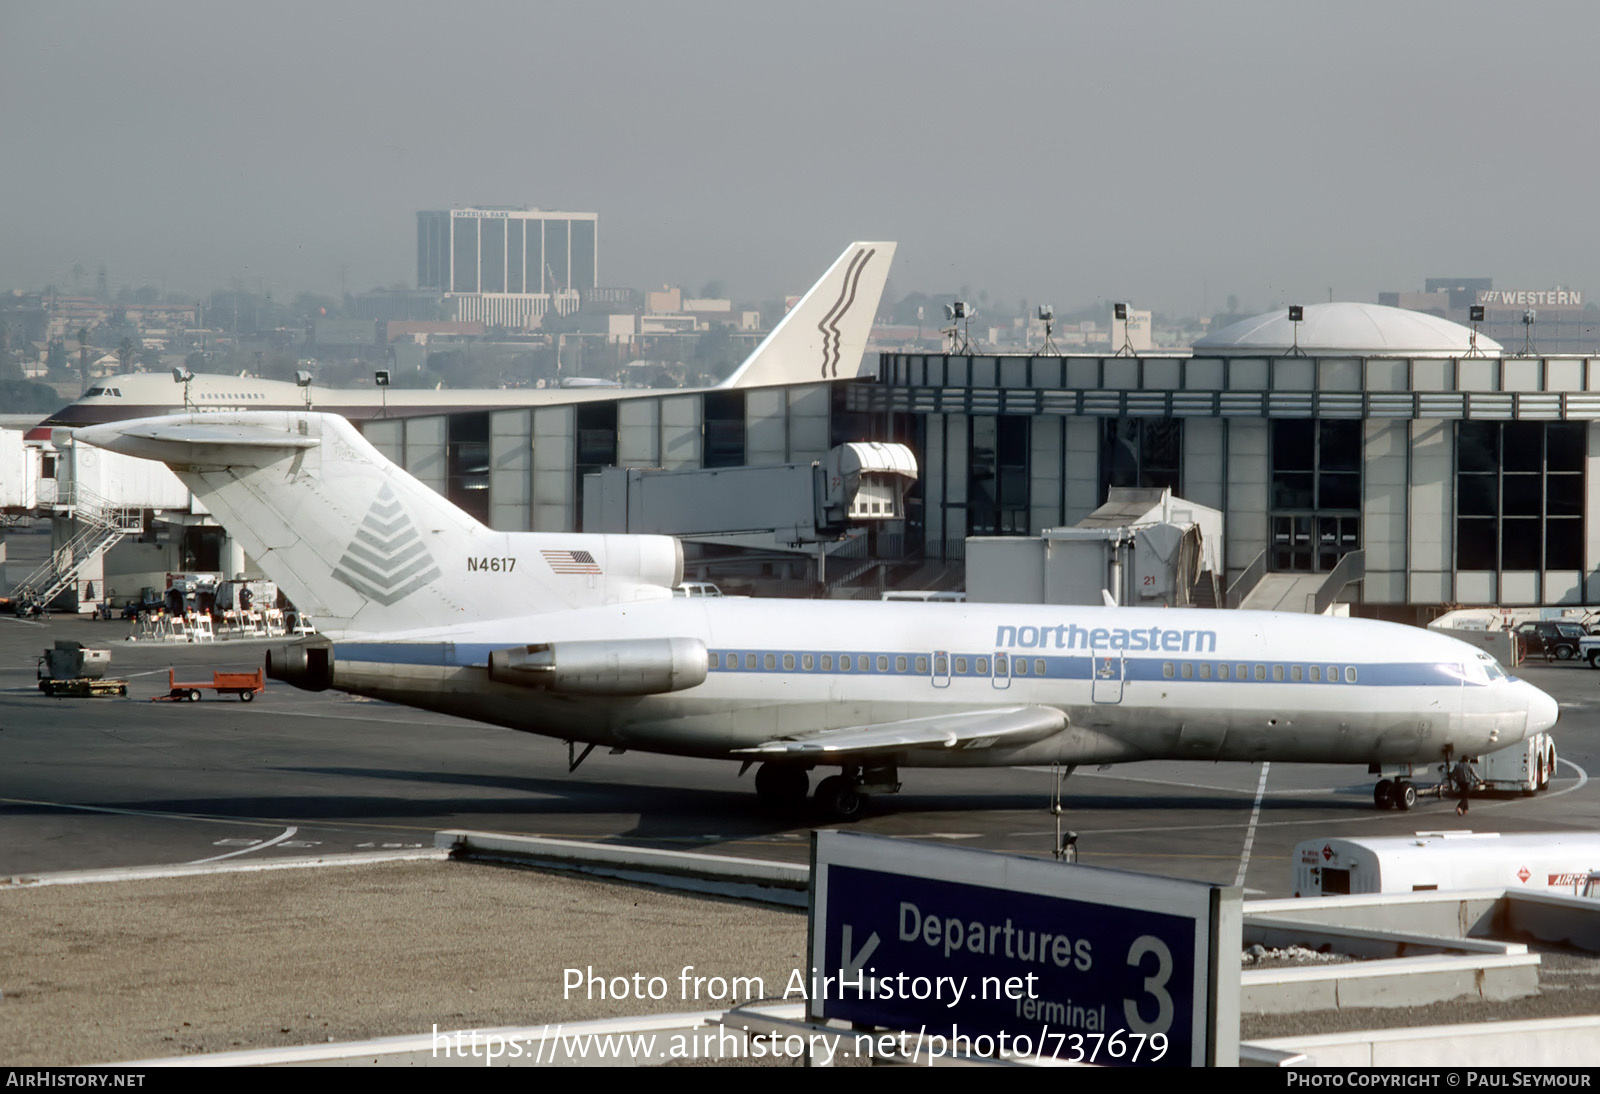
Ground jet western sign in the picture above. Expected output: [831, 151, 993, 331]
[1477, 289, 1583, 307]
[808, 832, 1240, 1066]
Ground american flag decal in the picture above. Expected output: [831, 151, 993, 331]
[542, 549, 603, 575]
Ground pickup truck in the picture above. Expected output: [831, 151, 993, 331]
[1580, 633, 1600, 667]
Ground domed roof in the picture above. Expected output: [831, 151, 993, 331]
[1192, 302, 1501, 357]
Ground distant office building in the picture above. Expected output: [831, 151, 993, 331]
[416, 206, 598, 330]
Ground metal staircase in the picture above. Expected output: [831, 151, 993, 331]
[8, 485, 143, 611]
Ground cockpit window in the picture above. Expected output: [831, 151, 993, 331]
[1475, 652, 1507, 681]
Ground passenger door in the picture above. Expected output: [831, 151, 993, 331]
[991, 651, 1011, 691]
[1091, 646, 1124, 704]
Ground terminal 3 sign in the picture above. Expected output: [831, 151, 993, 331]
[808, 831, 1241, 1066]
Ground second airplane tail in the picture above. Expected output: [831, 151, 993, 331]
[719, 241, 895, 389]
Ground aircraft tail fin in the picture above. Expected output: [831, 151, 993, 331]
[74, 413, 681, 636]
[718, 241, 895, 389]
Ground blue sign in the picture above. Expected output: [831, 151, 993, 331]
[809, 832, 1239, 1066]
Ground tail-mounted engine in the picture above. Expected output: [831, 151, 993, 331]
[488, 638, 707, 696]
[266, 641, 334, 692]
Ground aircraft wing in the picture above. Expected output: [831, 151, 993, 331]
[733, 705, 1066, 759]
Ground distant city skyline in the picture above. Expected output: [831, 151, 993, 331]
[6, 2, 1600, 317]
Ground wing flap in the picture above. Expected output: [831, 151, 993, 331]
[734, 705, 1066, 759]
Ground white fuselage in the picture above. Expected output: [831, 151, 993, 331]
[324, 599, 1556, 769]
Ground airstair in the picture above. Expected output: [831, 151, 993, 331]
[7, 484, 143, 611]
[1228, 549, 1365, 614]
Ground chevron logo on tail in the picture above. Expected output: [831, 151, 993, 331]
[817, 246, 876, 378]
[332, 484, 442, 606]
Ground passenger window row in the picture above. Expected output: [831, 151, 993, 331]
[1162, 662, 1357, 683]
[709, 652, 932, 674]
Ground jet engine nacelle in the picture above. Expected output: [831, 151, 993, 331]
[487, 638, 707, 696]
[266, 642, 334, 692]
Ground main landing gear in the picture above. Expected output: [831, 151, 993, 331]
[1371, 759, 1427, 811]
[751, 762, 901, 821]
[1372, 778, 1418, 811]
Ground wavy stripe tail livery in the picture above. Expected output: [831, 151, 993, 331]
[718, 242, 894, 390]
[816, 247, 875, 378]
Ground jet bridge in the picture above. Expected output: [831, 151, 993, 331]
[582, 442, 917, 544]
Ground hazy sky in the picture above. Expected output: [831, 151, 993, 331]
[5, 1, 1598, 317]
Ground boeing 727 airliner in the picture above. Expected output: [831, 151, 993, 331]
[79, 406, 1558, 819]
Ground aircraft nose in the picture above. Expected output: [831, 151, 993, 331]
[1525, 682, 1559, 734]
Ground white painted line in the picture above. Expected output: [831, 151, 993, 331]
[234, 707, 478, 728]
[187, 826, 298, 864]
[1016, 764, 1330, 796]
[114, 1007, 759, 1067]
[1235, 762, 1270, 888]
[1543, 758, 1589, 800]
[0, 849, 446, 890]
[0, 795, 275, 825]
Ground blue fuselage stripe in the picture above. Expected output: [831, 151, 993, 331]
[332, 642, 1478, 688]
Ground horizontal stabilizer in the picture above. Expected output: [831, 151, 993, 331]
[75, 418, 320, 468]
[734, 705, 1067, 759]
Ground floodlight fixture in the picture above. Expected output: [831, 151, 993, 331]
[295, 370, 313, 387]
[172, 366, 195, 410]
[1112, 302, 1138, 357]
[1523, 308, 1537, 326]
[1284, 305, 1307, 356]
[944, 301, 975, 353]
[1465, 303, 1487, 357]
[1037, 305, 1053, 321]
[374, 368, 392, 418]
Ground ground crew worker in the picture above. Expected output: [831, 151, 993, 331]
[1453, 758, 1477, 816]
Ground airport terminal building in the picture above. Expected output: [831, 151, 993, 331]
[331, 302, 1600, 620]
[16, 301, 1600, 621]
[862, 303, 1600, 619]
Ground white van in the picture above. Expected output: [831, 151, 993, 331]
[1292, 831, 1600, 897]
